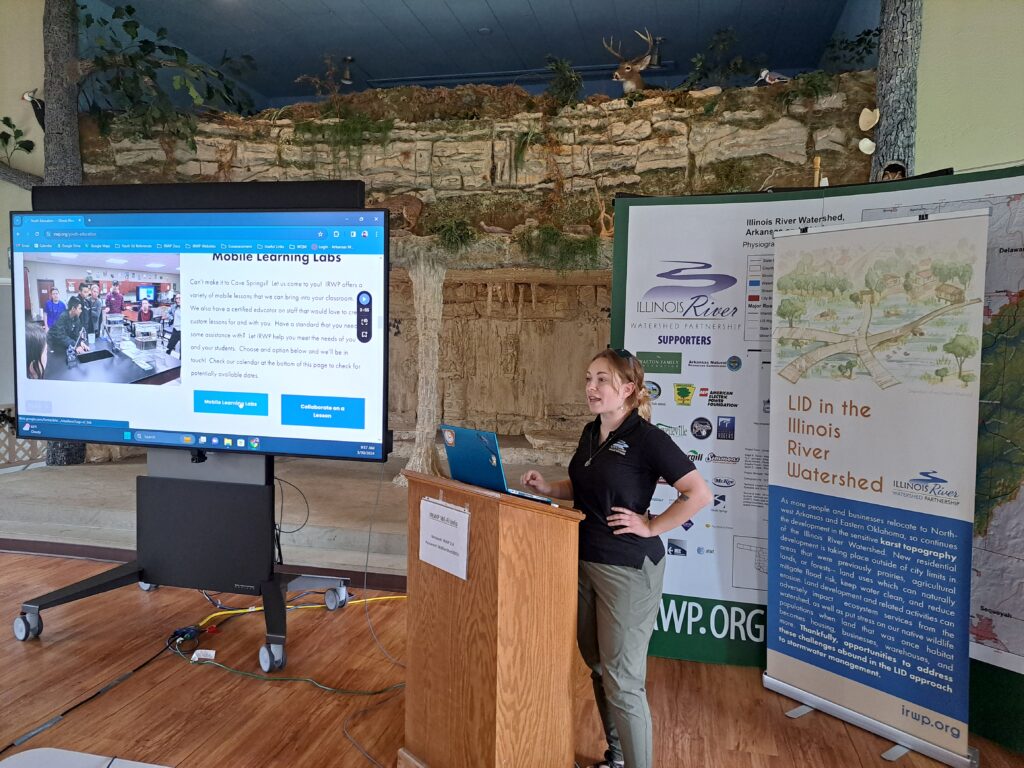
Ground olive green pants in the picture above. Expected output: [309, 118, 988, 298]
[577, 556, 666, 768]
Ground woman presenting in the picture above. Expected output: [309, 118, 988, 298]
[522, 348, 711, 768]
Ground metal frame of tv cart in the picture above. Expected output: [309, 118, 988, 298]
[12, 449, 349, 672]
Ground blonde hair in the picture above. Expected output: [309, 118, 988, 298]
[591, 348, 651, 421]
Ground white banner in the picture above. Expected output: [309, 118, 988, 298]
[623, 203, 771, 664]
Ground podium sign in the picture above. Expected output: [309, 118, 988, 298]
[419, 497, 469, 580]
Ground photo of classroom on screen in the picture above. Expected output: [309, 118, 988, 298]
[22, 253, 183, 386]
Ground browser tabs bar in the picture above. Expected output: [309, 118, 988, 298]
[12, 222, 386, 254]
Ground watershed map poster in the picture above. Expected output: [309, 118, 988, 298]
[766, 212, 989, 757]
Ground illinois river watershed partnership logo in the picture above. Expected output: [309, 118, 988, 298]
[891, 470, 960, 506]
[637, 261, 739, 319]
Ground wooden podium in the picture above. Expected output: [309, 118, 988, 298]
[398, 470, 584, 768]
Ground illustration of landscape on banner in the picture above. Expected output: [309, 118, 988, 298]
[767, 211, 990, 756]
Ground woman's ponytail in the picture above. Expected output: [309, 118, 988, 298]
[635, 381, 652, 421]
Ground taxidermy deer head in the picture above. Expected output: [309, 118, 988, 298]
[602, 29, 655, 93]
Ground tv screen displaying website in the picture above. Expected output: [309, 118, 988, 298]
[10, 209, 389, 461]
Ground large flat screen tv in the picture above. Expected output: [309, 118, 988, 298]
[10, 209, 389, 461]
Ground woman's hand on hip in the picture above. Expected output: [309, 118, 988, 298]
[607, 507, 653, 537]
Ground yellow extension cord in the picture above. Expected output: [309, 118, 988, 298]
[197, 594, 407, 628]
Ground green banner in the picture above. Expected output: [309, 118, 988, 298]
[970, 660, 1024, 753]
[649, 593, 767, 666]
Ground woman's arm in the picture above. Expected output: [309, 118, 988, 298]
[607, 469, 712, 538]
[647, 470, 712, 537]
[520, 470, 573, 501]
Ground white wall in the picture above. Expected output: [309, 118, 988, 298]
[916, 0, 1024, 174]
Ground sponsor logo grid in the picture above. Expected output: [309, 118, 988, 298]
[628, 244, 771, 664]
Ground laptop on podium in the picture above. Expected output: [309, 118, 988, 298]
[439, 424, 553, 505]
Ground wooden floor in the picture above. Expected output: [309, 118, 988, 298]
[0, 553, 1020, 768]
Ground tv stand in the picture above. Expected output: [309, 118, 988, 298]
[12, 448, 348, 672]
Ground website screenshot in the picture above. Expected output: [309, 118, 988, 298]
[11, 210, 388, 460]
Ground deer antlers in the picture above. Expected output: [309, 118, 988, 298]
[634, 28, 655, 57]
[602, 36, 625, 61]
[602, 28, 654, 62]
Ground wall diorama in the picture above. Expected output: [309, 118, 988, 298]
[73, 69, 875, 467]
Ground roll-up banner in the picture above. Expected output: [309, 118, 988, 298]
[765, 212, 988, 767]
[614, 167, 1024, 677]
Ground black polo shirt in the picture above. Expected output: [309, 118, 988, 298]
[568, 410, 697, 568]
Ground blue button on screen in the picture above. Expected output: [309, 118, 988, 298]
[194, 390, 270, 416]
[281, 395, 365, 429]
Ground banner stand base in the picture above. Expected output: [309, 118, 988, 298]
[882, 745, 911, 762]
[763, 673, 979, 768]
[786, 704, 814, 719]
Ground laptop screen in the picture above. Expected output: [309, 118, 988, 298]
[440, 425, 510, 494]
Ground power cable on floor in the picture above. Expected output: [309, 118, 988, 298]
[341, 688, 406, 768]
[195, 595, 406, 629]
[169, 638, 405, 697]
[0, 638, 174, 758]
